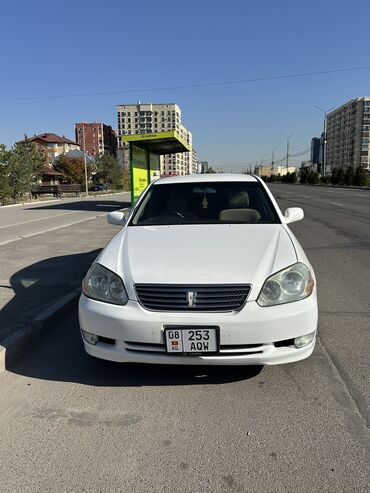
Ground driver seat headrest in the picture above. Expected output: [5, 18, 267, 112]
[228, 191, 249, 208]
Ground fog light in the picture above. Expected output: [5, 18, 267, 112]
[294, 332, 315, 348]
[82, 330, 98, 345]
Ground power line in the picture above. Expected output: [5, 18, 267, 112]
[2, 65, 370, 102]
[289, 147, 311, 157]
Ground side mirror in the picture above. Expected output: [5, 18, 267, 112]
[284, 207, 304, 224]
[107, 211, 126, 226]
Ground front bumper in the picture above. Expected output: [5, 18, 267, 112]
[78, 293, 318, 366]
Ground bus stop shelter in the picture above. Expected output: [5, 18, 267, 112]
[121, 131, 191, 206]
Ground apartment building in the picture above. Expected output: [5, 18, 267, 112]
[326, 97, 370, 171]
[116, 102, 194, 175]
[75, 122, 117, 157]
[255, 165, 297, 178]
[20, 133, 80, 167]
[198, 161, 209, 173]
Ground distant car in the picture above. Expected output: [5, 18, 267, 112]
[79, 174, 318, 366]
[90, 183, 108, 192]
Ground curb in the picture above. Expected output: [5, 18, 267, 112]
[269, 183, 370, 191]
[0, 289, 81, 372]
[0, 191, 130, 209]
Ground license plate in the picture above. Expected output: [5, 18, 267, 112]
[164, 326, 219, 355]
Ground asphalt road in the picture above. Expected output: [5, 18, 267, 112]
[0, 192, 130, 245]
[0, 184, 369, 492]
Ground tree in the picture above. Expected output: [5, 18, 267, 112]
[54, 155, 93, 185]
[94, 153, 123, 188]
[205, 166, 216, 173]
[353, 166, 368, 186]
[289, 172, 298, 183]
[331, 167, 345, 185]
[335, 167, 345, 186]
[269, 174, 278, 182]
[7, 139, 45, 201]
[300, 168, 310, 184]
[330, 167, 337, 185]
[0, 145, 12, 205]
[344, 166, 354, 186]
[281, 172, 290, 183]
[308, 172, 320, 185]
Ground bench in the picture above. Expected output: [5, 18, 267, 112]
[31, 184, 81, 199]
[31, 185, 61, 199]
[59, 184, 81, 197]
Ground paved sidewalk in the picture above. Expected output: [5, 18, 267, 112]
[0, 216, 121, 348]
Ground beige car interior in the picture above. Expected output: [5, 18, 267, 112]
[219, 191, 261, 223]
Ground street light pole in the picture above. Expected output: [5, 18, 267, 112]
[82, 124, 89, 196]
[314, 106, 334, 177]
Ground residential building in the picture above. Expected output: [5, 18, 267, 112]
[192, 148, 198, 174]
[75, 122, 117, 157]
[326, 97, 370, 171]
[20, 133, 80, 167]
[255, 165, 296, 178]
[199, 161, 209, 173]
[116, 102, 194, 175]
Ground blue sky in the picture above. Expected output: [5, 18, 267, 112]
[1, 0, 370, 170]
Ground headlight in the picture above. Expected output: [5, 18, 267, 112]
[257, 263, 314, 307]
[82, 263, 128, 305]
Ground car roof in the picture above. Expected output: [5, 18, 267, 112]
[153, 174, 259, 185]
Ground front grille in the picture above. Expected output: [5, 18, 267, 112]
[135, 284, 251, 312]
[122, 341, 265, 356]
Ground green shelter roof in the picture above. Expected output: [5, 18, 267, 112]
[121, 131, 191, 155]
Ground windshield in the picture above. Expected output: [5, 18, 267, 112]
[130, 181, 280, 226]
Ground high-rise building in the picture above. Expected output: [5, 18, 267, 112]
[116, 102, 194, 175]
[310, 137, 321, 165]
[326, 97, 370, 171]
[75, 122, 117, 157]
[192, 147, 198, 174]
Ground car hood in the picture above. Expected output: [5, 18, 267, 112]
[98, 224, 297, 301]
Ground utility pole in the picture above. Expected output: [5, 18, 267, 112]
[270, 146, 278, 175]
[283, 134, 295, 173]
[286, 139, 289, 171]
[314, 106, 334, 176]
[82, 124, 89, 196]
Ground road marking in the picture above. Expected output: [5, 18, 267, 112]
[302, 195, 310, 198]
[0, 214, 108, 246]
[329, 201, 343, 206]
[0, 211, 80, 229]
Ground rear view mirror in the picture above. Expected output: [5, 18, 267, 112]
[107, 211, 126, 226]
[284, 207, 304, 224]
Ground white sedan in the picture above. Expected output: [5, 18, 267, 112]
[79, 174, 318, 365]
